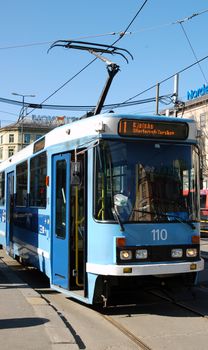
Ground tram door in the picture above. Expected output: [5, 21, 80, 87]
[70, 151, 86, 291]
[6, 171, 14, 252]
[52, 153, 71, 289]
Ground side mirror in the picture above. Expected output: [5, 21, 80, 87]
[113, 193, 128, 207]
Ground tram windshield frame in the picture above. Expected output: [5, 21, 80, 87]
[200, 190, 208, 219]
[94, 139, 200, 224]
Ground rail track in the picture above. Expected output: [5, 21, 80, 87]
[94, 284, 208, 350]
[100, 312, 153, 350]
[2, 252, 208, 350]
[147, 288, 208, 319]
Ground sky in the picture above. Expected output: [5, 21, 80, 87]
[0, 0, 208, 126]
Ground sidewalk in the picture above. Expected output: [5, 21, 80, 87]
[0, 249, 78, 350]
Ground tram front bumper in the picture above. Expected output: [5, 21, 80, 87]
[86, 259, 204, 277]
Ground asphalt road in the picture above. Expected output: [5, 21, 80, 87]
[1, 246, 208, 350]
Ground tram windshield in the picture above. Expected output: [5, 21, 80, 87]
[94, 140, 200, 223]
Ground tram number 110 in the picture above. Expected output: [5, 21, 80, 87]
[151, 229, 168, 241]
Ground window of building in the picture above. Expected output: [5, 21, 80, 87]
[30, 152, 47, 207]
[0, 135, 3, 144]
[0, 172, 5, 206]
[0, 147, 3, 159]
[9, 134, 14, 143]
[24, 133, 31, 144]
[36, 134, 42, 140]
[200, 113, 206, 128]
[16, 161, 28, 207]
[141, 183, 147, 198]
[8, 147, 15, 158]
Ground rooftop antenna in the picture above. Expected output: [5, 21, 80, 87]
[48, 40, 133, 116]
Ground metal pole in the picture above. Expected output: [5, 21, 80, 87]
[21, 96, 24, 149]
[22, 95, 25, 118]
[11, 92, 35, 150]
[93, 63, 120, 116]
[155, 83, 160, 115]
[173, 73, 179, 117]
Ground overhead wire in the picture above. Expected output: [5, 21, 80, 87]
[0, 32, 132, 51]
[2, 4, 208, 117]
[25, 0, 149, 117]
[116, 8, 208, 108]
[1, 8, 208, 51]
[1, 53, 208, 112]
[0, 93, 172, 111]
[24, 3, 208, 117]
[116, 53, 208, 108]
[110, 0, 149, 46]
[172, 8, 208, 24]
[178, 22, 208, 84]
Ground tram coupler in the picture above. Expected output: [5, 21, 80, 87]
[101, 279, 110, 308]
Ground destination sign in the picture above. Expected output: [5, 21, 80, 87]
[118, 119, 188, 140]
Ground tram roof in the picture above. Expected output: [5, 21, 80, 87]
[0, 113, 197, 170]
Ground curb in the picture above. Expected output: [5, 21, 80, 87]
[0, 251, 79, 349]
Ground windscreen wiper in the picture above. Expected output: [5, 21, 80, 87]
[132, 209, 195, 229]
[165, 212, 196, 229]
[111, 207, 125, 232]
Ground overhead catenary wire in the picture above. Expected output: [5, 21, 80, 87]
[117, 53, 208, 108]
[178, 22, 208, 84]
[2, 4, 208, 118]
[110, 0, 149, 46]
[1, 7, 208, 51]
[0, 32, 132, 51]
[26, 2, 207, 116]
[0, 1, 149, 130]
[119, 7, 208, 107]
[1, 52, 208, 112]
[172, 8, 208, 24]
[0, 93, 172, 111]
[25, 0, 149, 117]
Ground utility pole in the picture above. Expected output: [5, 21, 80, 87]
[173, 74, 179, 117]
[12, 92, 36, 149]
[155, 83, 160, 115]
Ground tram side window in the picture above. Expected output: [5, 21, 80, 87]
[0, 172, 5, 206]
[30, 152, 47, 207]
[16, 161, 28, 206]
[55, 160, 67, 238]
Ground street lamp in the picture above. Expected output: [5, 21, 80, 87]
[11, 92, 36, 149]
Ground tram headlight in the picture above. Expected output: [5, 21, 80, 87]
[171, 248, 183, 258]
[120, 250, 132, 260]
[186, 248, 197, 257]
[136, 249, 148, 259]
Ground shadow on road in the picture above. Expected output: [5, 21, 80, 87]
[0, 317, 49, 329]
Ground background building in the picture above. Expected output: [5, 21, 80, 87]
[164, 93, 208, 189]
[0, 115, 71, 162]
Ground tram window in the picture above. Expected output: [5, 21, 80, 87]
[30, 152, 47, 207]
[16, 161, 28, 207]
[0, 172, 5, 206]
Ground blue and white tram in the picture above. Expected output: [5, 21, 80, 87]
[0, 113, 204, 305]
